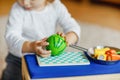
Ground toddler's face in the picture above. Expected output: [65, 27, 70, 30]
[17, 0, 46, 10]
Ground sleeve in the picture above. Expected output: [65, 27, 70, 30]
[5, 3, 26, 57]
[53, 0, 81, 39]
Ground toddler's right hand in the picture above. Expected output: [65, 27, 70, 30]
[30, 38, 51, 58]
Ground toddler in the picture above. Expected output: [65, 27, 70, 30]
[1, 0, 80, 80]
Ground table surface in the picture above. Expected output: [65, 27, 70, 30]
[22, 57, 120, 80]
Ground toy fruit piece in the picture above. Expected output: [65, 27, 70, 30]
[46, 34, 67, 56]
[117, 51, 120, 55]
[105, 50, 113, 61]
[88, 48, 94, 55]
[94, 48, 110, 57]
[105, 49, 118, 61]
[111, 54, 120, 61]
[105, 49, 120, 61]
[96, 45, 104, 49]
[108, 49, 117, 54]
[97, 53, 106, 61]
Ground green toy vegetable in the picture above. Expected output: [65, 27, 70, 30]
[117, 51, 120, 55]
[46, 34, 67, 56]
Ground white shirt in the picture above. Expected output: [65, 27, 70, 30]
[5, 0, 80, 57]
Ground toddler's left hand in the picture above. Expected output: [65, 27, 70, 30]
[57, 32, 69, 46]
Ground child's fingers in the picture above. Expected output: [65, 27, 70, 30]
[36, 47, 51, 55]
[42, 50, 51, 54]
[41, 37, 48, 42]
[57, 32, 65, 38]
[57, 32, 60, 35]
[41, 50, 51, 57]
[64, 36, 69, 46]
[35, 41, 42, 46]
[36, 46, 42, 53]
[36, 46, 49, 53]
[37, 49, 51, 58]
[64, 36, 68, 43]
[64, 36, 66, 40]
[66, 41, 69, 46]
[57, 32, 68, 46]
[40, 53, 51, 58]
[40, 42, 49, 46]
[57, 32, 61, 35]
[35, 41, 41, 44]
[36, 38, 48, 46]
[57, 32, 64, 37]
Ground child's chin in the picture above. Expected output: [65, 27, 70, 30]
[25, 7, 32, 10]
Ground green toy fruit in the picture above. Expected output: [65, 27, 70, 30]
[46, 34, 67, 56]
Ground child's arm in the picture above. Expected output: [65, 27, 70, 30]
[5, 3, 51, 58]
[54, 0, 80, 44]
[22, 38, 51, 58]
[65, 31, 78, 45]
[57, 32, 78, 46]
[5, 3, 27, 57]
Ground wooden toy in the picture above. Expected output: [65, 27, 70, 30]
[94, 47, 110, 57]
[70, 45, 120, 65]
[105, 49, 120, 61]
[117, 51, 120, 55]
[111, 54, 120, 61]
[97, 53, 106, 61]
[36, 52, 90, 66]
[46, 34, 67, 56]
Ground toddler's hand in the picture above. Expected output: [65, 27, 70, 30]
[57, 32, 69, 46]
[30, 38, 51, 58]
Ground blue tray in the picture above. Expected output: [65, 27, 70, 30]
[24, 54, 120, 79]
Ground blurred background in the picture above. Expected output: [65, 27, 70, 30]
[0, 0, 120, 29]
[0, 0, 120, 79]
